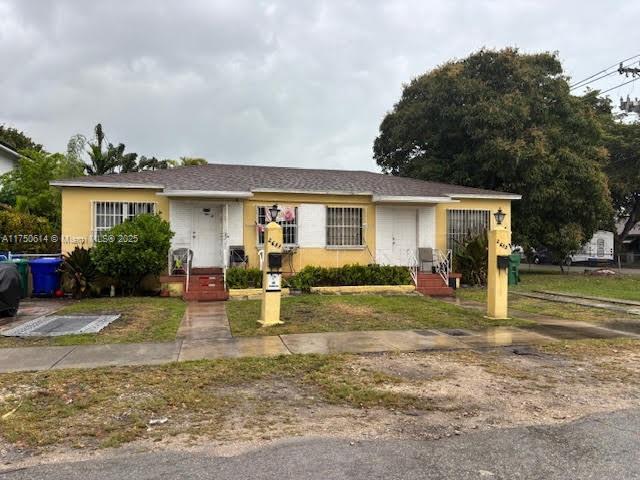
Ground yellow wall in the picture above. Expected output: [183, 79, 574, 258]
[59, 186, 512, 268]
[243, 192, 376, 270]
[435, 199, 512, 251]
[59, 187, 169, 253]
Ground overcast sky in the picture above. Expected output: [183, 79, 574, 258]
[1, 1, 639, 172]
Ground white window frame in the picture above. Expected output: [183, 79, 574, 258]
[256, 206, 298, 247]
[92, 201, 157, 235]
[326, 206, 365, 248]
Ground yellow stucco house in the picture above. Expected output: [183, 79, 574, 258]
[51, 163, 520, 299]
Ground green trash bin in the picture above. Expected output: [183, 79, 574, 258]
[508, 254, 521, 286]
[2, 258, 29, 298]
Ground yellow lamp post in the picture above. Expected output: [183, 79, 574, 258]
[487, 208, 511, 320]
[259, 205, 284, 327]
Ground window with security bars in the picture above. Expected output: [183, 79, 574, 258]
[256, 206, 298, 245]
[94, 201, 156, 234]
[326, 207, 364, 247]
[446, 209, 490, 254]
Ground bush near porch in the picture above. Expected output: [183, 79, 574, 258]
[225, 264, 413, 291]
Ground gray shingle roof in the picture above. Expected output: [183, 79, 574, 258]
[51, 163, 519, 198]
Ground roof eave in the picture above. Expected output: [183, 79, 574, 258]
[50, 181, 165, 189]
[158, 190, 253, 198]
[372, 195, 459, 204]
[448, 193, 522, 200]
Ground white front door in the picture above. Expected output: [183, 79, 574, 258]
[390, 208, 417, 266]
[191, 206, 222, 267]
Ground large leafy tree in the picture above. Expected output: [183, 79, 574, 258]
[0, 125, 43, 152]
[0, 149, 84, 228]
[373, 48, 613, 261]
[602, 119, 640, 243]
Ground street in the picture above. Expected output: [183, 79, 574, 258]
[3, 408, 638, 480]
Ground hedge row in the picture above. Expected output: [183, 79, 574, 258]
[225, 264, 412, 292]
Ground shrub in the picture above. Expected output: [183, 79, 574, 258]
[226, 267, 263, 289]
[91, 214, 173, 295]
[287, 264, 412, 292]
[453, 233, 488, 286]
[0, 210, 59, 254]
[60, 247, 100, 298]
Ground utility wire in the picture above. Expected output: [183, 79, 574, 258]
[569, 70, 618, 91]
[570, 53, 640, 88]
[599, 76, 640, 95]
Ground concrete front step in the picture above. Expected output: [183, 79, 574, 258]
[417, 287, 455, 297]
[182, 291, 229, 302]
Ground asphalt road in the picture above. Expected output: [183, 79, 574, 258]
[3, 409, 639, 480]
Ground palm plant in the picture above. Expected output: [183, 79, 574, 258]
[453, 233, 489, 286]
[60, 247, 100, 298]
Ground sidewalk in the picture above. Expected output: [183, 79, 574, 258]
[0, 301, 637, 374]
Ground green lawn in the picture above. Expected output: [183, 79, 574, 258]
[0, 297, 186, 348]
[227, 294, 533, 336]
[515, 272, 640, 301]
[457, 271, 640, 325]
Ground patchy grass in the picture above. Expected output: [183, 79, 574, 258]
[227, 294, 533, 336]
[0, 354, 441, 449]
[0, 298, 186, 348]
[457, 288, 638, 324]
[515, 272, 640, 301]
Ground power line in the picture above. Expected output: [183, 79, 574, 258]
[570, 53, 640, 88]
[600, 76, 640, 95]
[569, 70, 618, 91]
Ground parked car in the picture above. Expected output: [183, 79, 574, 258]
[530, 247, 551, 265]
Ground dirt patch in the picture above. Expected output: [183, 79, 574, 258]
[2, 341, 640, 467]
[330, 303, 377, 317]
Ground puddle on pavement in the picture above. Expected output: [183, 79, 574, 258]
[524, 324, 627, 340]
[442, 329, 472, 337]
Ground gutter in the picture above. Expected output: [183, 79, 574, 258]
[448, 193, 522, 200]
[157, 190, 253, 198]
[49, 181, 165, 189]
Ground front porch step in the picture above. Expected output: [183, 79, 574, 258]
[191, 267, 223, 275]
[416, 272, 455, 297]
[417, 286, 455, 297]
[182, 290, 229, 302]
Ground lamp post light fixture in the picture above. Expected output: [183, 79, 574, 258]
[268, 204, 280, 223]
[493, 208, 506, 226]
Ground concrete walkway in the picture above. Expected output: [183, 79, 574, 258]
[0, 300, 638, 374]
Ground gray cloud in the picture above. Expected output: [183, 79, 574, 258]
[1, 0, 639, 171]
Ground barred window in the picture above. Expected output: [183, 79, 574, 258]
[94, 201, 156, 234]
[257, 206, 298, 245]
[326, 207, 364, 247]
[446, 209, 490, 254]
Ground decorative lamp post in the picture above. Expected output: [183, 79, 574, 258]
[487, 207, 511, 319]
[259, 204, 284, 326]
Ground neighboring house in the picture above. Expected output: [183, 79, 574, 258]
[0, 141, 20, 176]
[617, 219, 640, 265]
[51, 163, 520, 298]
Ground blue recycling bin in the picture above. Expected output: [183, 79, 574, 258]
[28, 257, 62, 296]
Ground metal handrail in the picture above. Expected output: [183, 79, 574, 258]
[407, 249, 418, 286]
[434, 248, 452, 286]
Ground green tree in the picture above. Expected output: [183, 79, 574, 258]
[373, 48, 613, 264]
[179, 157, 208, 166]
[0, 149, 83, 227]
[139, 156, 171, 171]
[602, 119, 640, 243]
[91, 214, 173, 295]
[0, 125, 43, 152]
[85, 124, 139, 175]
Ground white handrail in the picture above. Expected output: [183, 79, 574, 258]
[407, 249, 418, 286]
[433, 248, 452, 287]
[258, 249, 265, 270]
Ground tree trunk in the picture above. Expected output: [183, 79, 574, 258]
[618, 197, 640, 244]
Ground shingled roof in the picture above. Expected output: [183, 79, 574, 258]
[51, 163, 520, 199]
